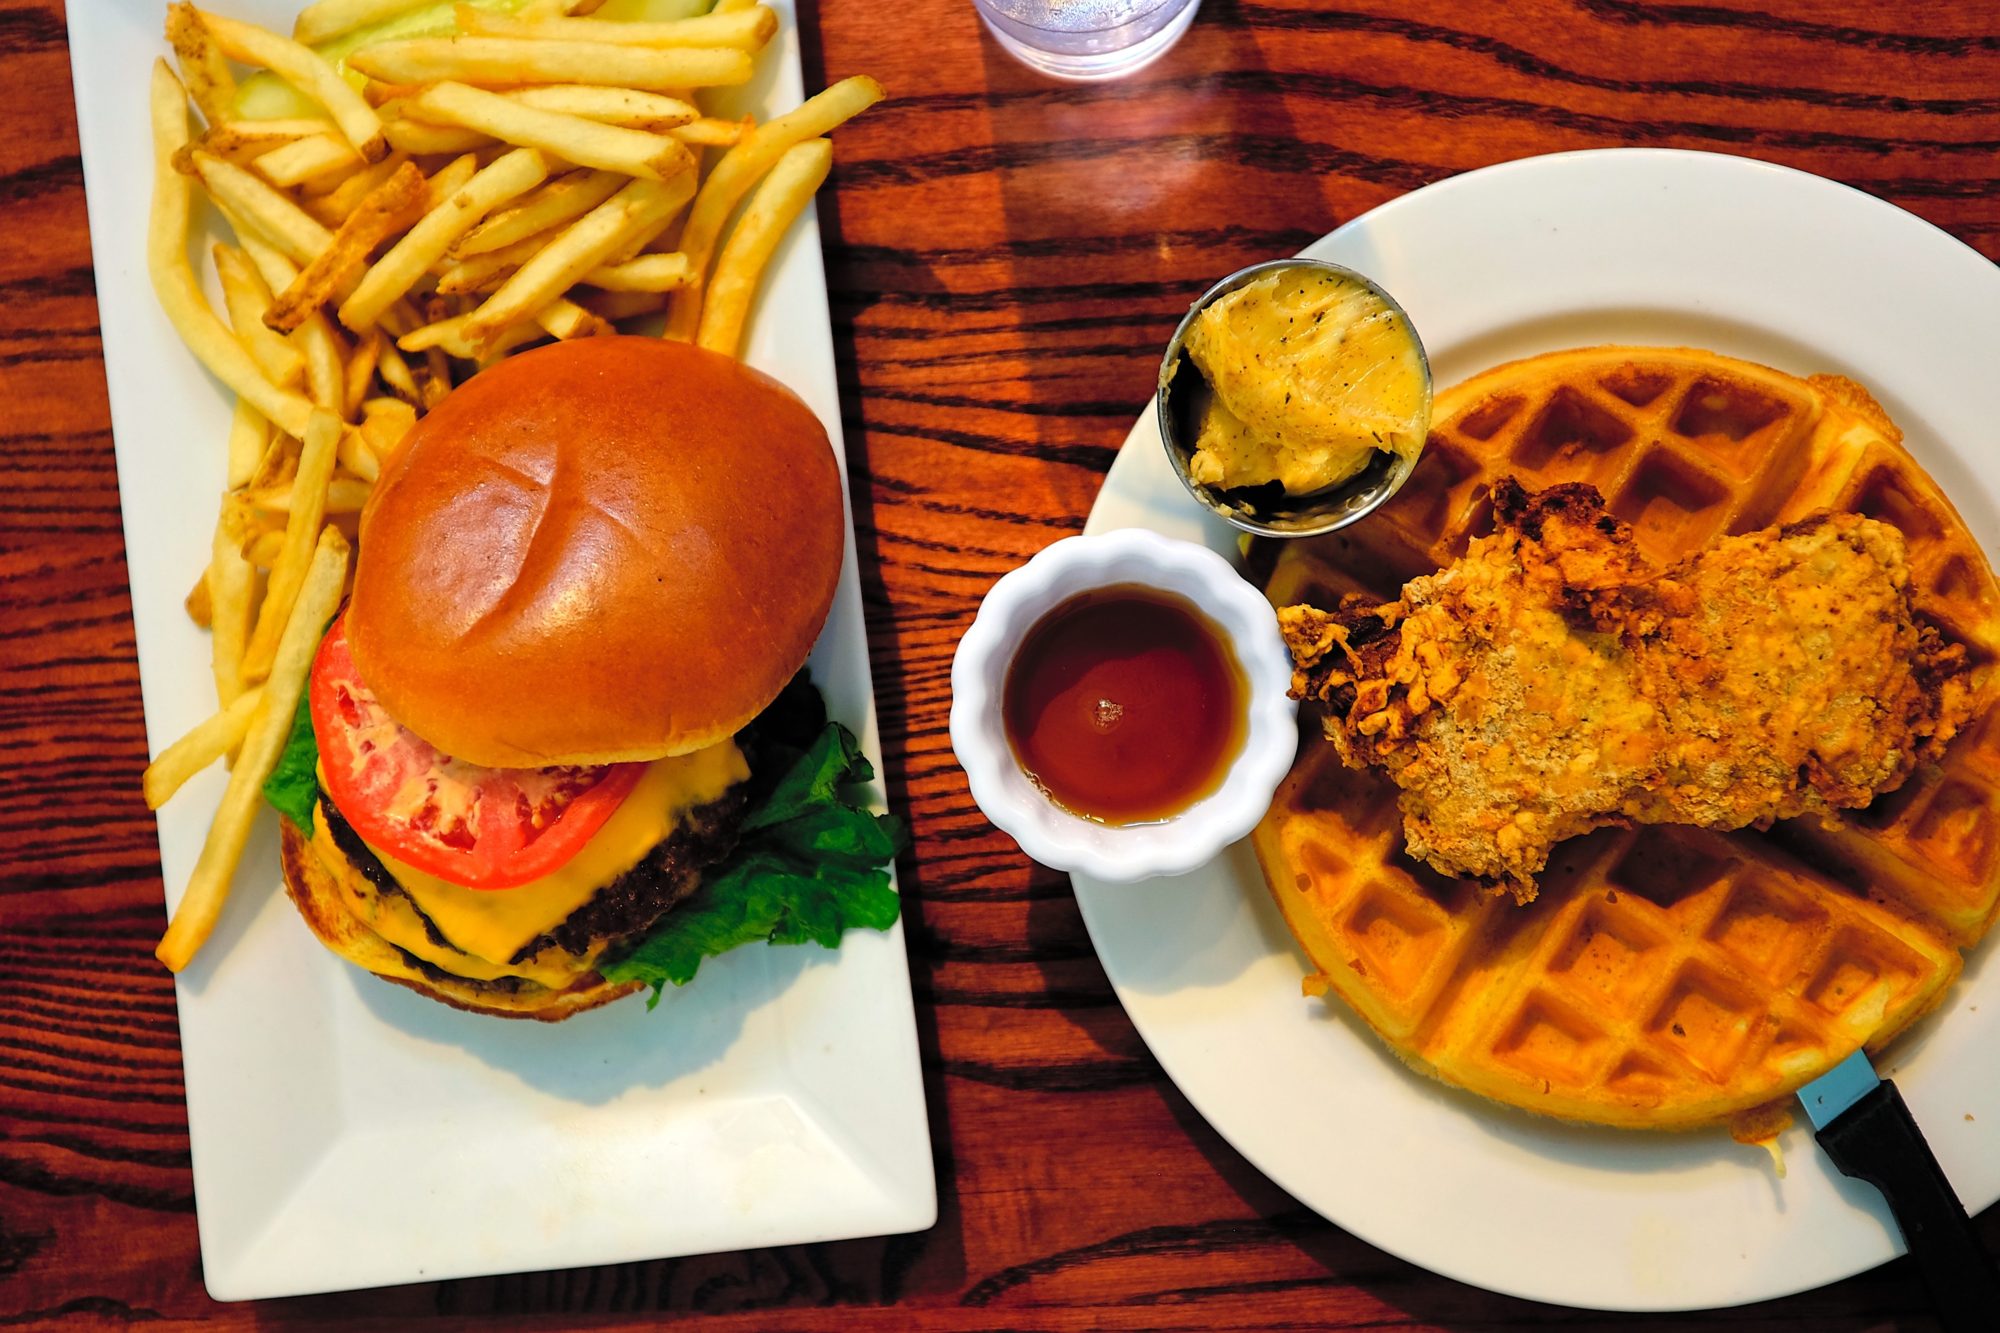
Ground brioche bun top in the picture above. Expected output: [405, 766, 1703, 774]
[347, 336, 844, 769]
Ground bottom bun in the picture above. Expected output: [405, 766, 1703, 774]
[279, 820, 641, 1022]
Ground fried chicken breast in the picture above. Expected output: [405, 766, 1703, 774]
[1281, 479, 1977, 900]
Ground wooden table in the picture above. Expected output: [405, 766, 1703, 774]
[7, 0, 2000, 1326]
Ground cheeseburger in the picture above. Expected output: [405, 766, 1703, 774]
[274, 336, 886, 1020]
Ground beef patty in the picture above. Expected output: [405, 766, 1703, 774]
[319, 786, 746, 971]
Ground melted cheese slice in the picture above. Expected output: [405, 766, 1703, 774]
[317, 741, 747, 987]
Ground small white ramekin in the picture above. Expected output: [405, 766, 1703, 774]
[949, 528, 1299, 883]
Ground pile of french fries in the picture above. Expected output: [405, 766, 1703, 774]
[141, 0, 881, 971]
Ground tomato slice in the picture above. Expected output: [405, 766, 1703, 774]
[307, 615, 645, 890]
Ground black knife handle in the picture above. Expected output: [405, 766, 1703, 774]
[1815, 1079, 2000, 1333]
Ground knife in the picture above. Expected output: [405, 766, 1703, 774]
[1801, 1048, 2000, 1331]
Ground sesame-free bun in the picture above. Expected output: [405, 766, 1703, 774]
[347, 337, 844, 769]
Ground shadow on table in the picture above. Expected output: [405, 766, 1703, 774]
[348, 931, 825, 1101]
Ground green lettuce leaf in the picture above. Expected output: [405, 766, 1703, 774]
[745, 722, 873, 832]
[601, 701, 905, 1004]
[262, 688, 321, 834]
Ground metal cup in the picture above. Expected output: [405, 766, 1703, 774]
[1157, 257, 1432, 539]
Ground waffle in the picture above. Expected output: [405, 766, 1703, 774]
[1252, 346, 2000, 1130]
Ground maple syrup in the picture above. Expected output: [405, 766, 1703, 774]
[1001, 585, 1246, 825]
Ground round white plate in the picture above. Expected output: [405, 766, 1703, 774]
[1073, 148, 2000, 1311]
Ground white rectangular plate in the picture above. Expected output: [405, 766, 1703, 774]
[67, 0, 935, 1300]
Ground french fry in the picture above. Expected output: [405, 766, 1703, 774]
[148, 64, 316, 440]
[214, 244, 307, 387]
[247, 431, 301, 491]
[195, 152, 335, 266]
[156, 527, 350, 973]
[143, 687, 266, 810]
[534, 297, 611, 340]
[222, 117, 337, 140]
[464, 172, 695, 347]
[500, 86, 697, 132]
[211, 504, 257, 704]
[453, 168, 622, 257]
[163, 2, 237, 126]
[475, 320, 550, 366]
[186, 569, 214, 627]
[348, 36, 753, 91]
[424, 152, 481, 207]
[253, 132, 363, 189]
[396, 312, 475, 355]
[294, 157, 369, 201]
[295, 0, 435, 46]
[243, 476, 374, 514]
[229, 228, 355, 419]
[374, 339, 419, 399]
[225, 397, 269, 490]
[303, 149, 407, 209]
[403, 310, 556, 360]
[582, 250, 692, 292]
[671, 117, 748, 148]
[195, 7, 388, 163]
[343, 329, 383, 418]
[435, 242, 536, 296]
[242, 409, 341, 681]
[229, 216, 296, 292]
[337, 424, 381, 483]
[697, 138, 829, 359]
[265, 161, 429, 332]
[244, 529, 286, 569]
[380, 112, 494, 157]
[605, 204, 684, 267]
[420, 346, 451, 408]
[362, 395, 418, 426]
[578, 288, 668, 322]
[361, 79, 425, 108]
[406, 82, 694, 182]
[360, 397, 418, 468]
[454, 4, 776, 50]
[340, 147, 549, 331]
[381, 296, 424, 338]
[174, 120, 330, 175]
[663, 75, 880, 339]
[471, 143, 517, 170]
[300, 313, 347, 415]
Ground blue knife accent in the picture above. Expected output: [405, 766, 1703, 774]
[1802, 1049, 2000, 1333]
[1801, 1049, 1880, 1131]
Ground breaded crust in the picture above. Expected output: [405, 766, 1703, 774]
[1282, 477, 1976, 896]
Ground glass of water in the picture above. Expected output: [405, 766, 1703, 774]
[973, 0, 1203, 81]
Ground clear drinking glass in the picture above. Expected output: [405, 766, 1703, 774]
[972, 0, 1203, 81]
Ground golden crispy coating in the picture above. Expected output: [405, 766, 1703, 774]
[1283, 479, 1976, 899]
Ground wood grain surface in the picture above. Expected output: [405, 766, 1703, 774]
[6, 0, 2000, 1326]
